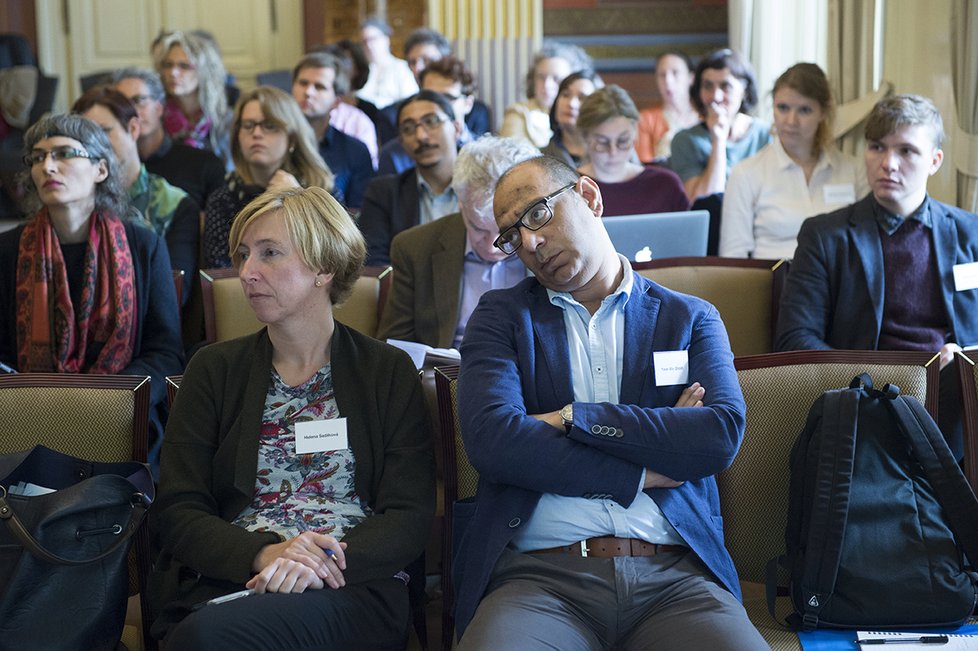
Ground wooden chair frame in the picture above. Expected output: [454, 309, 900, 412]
[434, 364, 463, 651]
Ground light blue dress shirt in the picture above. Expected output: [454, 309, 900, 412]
[417, 174, 458, 225]
[454, 238, 527, 347]
[510, 255, 686, 551]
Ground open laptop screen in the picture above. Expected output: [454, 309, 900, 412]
[602, 210, 709, 262]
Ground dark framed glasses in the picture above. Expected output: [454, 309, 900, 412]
[493, 183, 575, 255]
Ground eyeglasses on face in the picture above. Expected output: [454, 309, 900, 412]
[24, 147, 97, 167]
[127, 94, 155, 106]
[240, 119, 284, 134]
[493, 183, 575, 255]
[398, 112, 449, 137]
[588, 135, 635, 154]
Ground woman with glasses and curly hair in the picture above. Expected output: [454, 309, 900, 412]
[202, 86, 334, 269]
[152, 30, 233, 166]
[576, 85, 689, 217]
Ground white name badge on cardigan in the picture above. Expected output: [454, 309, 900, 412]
[653, 350, 689, 386]
[953, 261, 978, 292]
[823, 184, 856, 205]
[295, 418, 349, 454]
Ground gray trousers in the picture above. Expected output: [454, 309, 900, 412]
[458, 548, 768, 651]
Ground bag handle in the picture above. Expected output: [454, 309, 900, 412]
[885, 394, 978, 566]
[0, 485, 150, 566]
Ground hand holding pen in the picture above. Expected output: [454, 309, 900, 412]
[248, 531, 347, 593]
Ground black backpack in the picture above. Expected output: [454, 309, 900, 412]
[767, 374, 978, 631]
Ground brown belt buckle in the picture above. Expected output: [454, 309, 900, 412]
[580, 540, 589, 558]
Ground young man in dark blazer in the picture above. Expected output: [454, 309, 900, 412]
[777, 94, 978, 457]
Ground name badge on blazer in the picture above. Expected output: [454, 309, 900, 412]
[653, 350, 689, 386]
[953, 261, 978, 292]
[823, 184, 856, 205]
[295, 418, 349, 454]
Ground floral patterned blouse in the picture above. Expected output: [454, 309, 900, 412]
[232, 363, 369, 540]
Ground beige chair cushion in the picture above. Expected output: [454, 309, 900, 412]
[208, 273, 383, 341]
[637, 266, 775, 356]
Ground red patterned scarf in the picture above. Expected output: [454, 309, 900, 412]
[15, 209, 137, 373]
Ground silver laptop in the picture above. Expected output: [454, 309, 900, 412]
[602, 210, 709, 262]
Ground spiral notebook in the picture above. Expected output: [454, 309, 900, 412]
[856, 630, 978, 649]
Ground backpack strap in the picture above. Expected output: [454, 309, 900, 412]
[796, 383, 862, 631]
[885, 390, 978, 566]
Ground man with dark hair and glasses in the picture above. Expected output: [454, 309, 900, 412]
[377, 56, 482, 175]
[453, 155, 767, 649]
[358, 90, 460, 266]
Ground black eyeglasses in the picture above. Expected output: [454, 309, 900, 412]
[398, 112, 449, 137]
[24, 147, 97, 167]
[493, 183, 575, 255]
[240, 119, 283, 134]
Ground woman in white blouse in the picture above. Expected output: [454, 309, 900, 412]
[720, 63, 869, 259]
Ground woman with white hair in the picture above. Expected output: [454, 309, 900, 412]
[500, 41, 593, 148]
[152, 30, 232, 166]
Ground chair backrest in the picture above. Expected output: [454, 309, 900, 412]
[434, 364, 478, 648]
[199, 265, 393, 342]
[956, 351, 978, 491]
[632, 256, 788, 357]
[0, 373, 151, 463]
[723, 350, 938, 585]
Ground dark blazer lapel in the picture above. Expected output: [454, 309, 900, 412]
[402, 169, 421, 230]
[432, 215, 466, 347]
[929, 199, 959, 327]
[848, 199, 885, 334]
[528, 283, 573, 408]
[621, 275, 660, 405]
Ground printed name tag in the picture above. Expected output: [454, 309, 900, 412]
[953, 261, 978, 292]
[295, 418, 349, 454]
[823, 184, 856, 205]
[653, 350, 689, 386]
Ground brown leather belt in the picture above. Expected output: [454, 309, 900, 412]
[528, 536, 687, 558]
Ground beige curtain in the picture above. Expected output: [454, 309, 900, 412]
[951, 0, 978, 213]
[729, 0, 826, 125]
[827, 0, 881, 155]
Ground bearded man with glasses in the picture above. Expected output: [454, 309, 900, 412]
[453, 155, 767, 650]
[358, 90, 460, 266]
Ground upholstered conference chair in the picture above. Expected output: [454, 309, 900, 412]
[632, 256, 788, 357]
[0, 373, 156, 651]
[199, 265, 393, 342]
[433, 365, 478, 651]
[727, 350, 939, 650]
[956, 350, 978, 491]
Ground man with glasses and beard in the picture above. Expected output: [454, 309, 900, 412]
[358, 90, 459, 266]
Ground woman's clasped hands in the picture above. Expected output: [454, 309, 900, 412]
[247, 531, 348, 594]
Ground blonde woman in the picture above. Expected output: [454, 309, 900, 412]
[152, 30, 232, 165]
[720, 63, 869, 259]
[202, 86, 334, 268]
